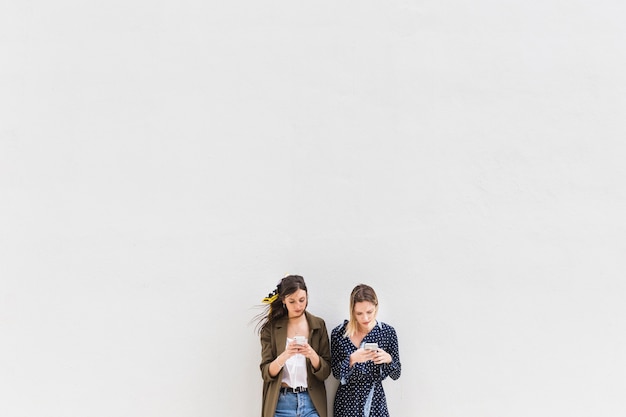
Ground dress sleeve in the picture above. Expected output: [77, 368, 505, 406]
[331, 325, 355, 385]
[378, 324, 401, 381]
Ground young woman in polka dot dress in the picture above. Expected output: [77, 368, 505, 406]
[331, 284, 401, 417]
[256, 275, 332, 417]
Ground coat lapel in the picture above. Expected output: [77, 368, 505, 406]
[275, 318, 288, 354]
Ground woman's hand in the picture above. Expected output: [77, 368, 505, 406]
[350, 347, 391, 366]
[283, 339, 305, 359]
[372, 348, 392, 365]
[350, 347, 376, 366]
[281, 339, 316, 362]
[271, 340, 306, 376]
[296, 341, 317, 360]
[288, 339, 322, 370]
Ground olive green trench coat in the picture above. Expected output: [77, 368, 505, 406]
[259, 311, 331, 417]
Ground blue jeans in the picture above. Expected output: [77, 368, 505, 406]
[274, 391, 319, 417]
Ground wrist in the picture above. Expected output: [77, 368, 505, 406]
[276, 354, 285, 368]
[311, 353, 321, 370]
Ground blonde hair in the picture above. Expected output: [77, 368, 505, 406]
[344, 284, 379, 338]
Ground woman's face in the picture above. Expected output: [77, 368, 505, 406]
[283, 289, 307, 319]
[353, 301, 377, 331]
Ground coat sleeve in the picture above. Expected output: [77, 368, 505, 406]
[311, 318, 332, 381]
[259, 324, 282, 382]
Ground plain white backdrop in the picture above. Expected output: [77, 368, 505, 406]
[1, 1, 625, 416]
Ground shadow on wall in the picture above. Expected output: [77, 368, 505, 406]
[325, 377, 340, 417]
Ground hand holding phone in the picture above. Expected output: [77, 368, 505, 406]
[351, 342, 378, 365]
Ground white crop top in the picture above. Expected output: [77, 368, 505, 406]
[281, 338, 308, 388]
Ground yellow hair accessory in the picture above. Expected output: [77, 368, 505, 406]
[262, 292, 279, 304]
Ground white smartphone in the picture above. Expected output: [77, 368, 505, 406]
[294, 335, 307, 345]
[363, 342, 378, 351]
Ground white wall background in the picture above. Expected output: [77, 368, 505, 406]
[2, 1, 625, 416]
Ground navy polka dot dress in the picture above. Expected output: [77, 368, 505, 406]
[331, 320, 401, 417]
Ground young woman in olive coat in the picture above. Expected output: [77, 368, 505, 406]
[256, 275, 331, 417]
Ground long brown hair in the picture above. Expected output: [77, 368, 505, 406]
[254, 275, 308, 334]
[345, 284, 379, 338]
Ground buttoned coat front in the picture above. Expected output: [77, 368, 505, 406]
[259, 311, 331, 417]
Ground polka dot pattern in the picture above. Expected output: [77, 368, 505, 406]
[331, 320, 401, 417]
